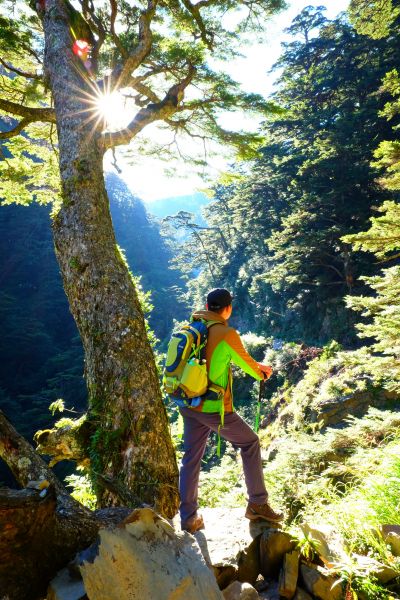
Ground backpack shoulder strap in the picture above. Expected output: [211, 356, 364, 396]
[206, 320, 222, 329]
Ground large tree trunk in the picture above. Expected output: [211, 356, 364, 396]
[42, 0, 179, 516]
[0, 410, 99, 600]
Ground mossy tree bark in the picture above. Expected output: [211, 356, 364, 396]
[42, 0, 179, 515]
[0, 410, 100, 600]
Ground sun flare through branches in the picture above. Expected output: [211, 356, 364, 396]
[72, 72, 131, 138]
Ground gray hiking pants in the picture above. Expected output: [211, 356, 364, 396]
[179, 408, 268, 522]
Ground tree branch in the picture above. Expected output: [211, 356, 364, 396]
[109, 0, 128, 59]
[116, 0, 159, 88]
[34, 418, 92, 468]
[129, 80, 161, 104]
[0, 57, 41, 80]
[80, 0, 107, 68]
[0, 409, 69, 498]
[181, 0, 213, 49]
[0, 410, 101, 600]
[102, 64, 195, 150]
[0, 98, 56, 123]
[0, 117, 35, 140]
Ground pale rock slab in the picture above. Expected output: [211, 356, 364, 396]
[300, 523, 346, 568]
[278, 550, 299, 599]
[300, 563, 343, 600]
[47, 568, 86, 600]
[173, 507, 272, 568]
[381, 525, 400, 557]
[222, 581, 259, 600]
[352, 553, 400, 584]
[80, 507, 223, 600]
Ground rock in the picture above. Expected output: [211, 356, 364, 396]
[300, 523, 346, 567]
[222, 581, 259, 600]
[381, 525, 400, 557]
[377, 564, 399, 584]
[278, 551, 299, 599]
[250, 519, 281, 538]
[293, 587, 313, 600]
[313, 388, 400, 428]
[258, 580, 280, 600]
[80, 507, 223, 600]
[214, 565, 238, 590]
[259, 529, 295, 579]
[174, 507, 255, 567]
[47, 568, 87, 600]
[237, 536, 261, 585]
[300, 563, 343, 600]
[352, 554, 400, 584]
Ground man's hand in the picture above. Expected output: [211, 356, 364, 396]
[258, 364, 273, 380]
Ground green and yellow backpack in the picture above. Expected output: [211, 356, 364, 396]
[163, 317, 220, 408]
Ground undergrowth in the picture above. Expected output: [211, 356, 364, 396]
[193, 405, 400, 598]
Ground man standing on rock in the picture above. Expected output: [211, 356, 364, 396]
[179, 288, 284, 534]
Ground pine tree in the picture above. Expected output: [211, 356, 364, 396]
[344, 69, 400, 390]
[182, 7, 400, 346]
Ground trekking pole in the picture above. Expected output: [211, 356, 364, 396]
[254, 378, 265, 434]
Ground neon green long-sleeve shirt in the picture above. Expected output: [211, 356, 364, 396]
[191, 310, 264, 413]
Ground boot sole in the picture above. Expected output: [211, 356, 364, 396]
[181, 521, 205, 534]
[183, 525, 205, 534]
[245, 511, 283, 523]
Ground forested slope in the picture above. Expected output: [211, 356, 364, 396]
[0, 173, 184, 445]
[171, 7, 400, 347]
[166, 7, 400, 598]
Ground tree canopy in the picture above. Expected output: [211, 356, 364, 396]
[0, 0, 286, 202]
[171, 6, 400, 346]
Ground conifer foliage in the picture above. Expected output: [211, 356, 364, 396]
[180, 6, 400, 347]
[343, 10, 400, 391]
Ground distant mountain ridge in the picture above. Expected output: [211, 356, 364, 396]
[144, 192, 209, 225]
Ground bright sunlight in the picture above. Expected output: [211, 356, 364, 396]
[95, 90, 129, 131]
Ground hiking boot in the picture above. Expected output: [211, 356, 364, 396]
[245, 501, 284, 523]
[181, 513, 205, 534]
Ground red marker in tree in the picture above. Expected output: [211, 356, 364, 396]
[72, 39, 90, 61]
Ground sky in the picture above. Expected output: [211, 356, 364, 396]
[108, 0, 351, 203]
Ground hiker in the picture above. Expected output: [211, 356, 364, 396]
[179, 288, 284, 534]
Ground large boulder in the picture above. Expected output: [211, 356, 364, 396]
[259, 529, 295, 579]
[300, 563, 343, 600]
[80, 507, 223, 600]
[222, 581, 259, 600]
[237, 536, 261, 585]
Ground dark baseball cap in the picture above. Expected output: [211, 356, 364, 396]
[207, 288, 233, 311]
